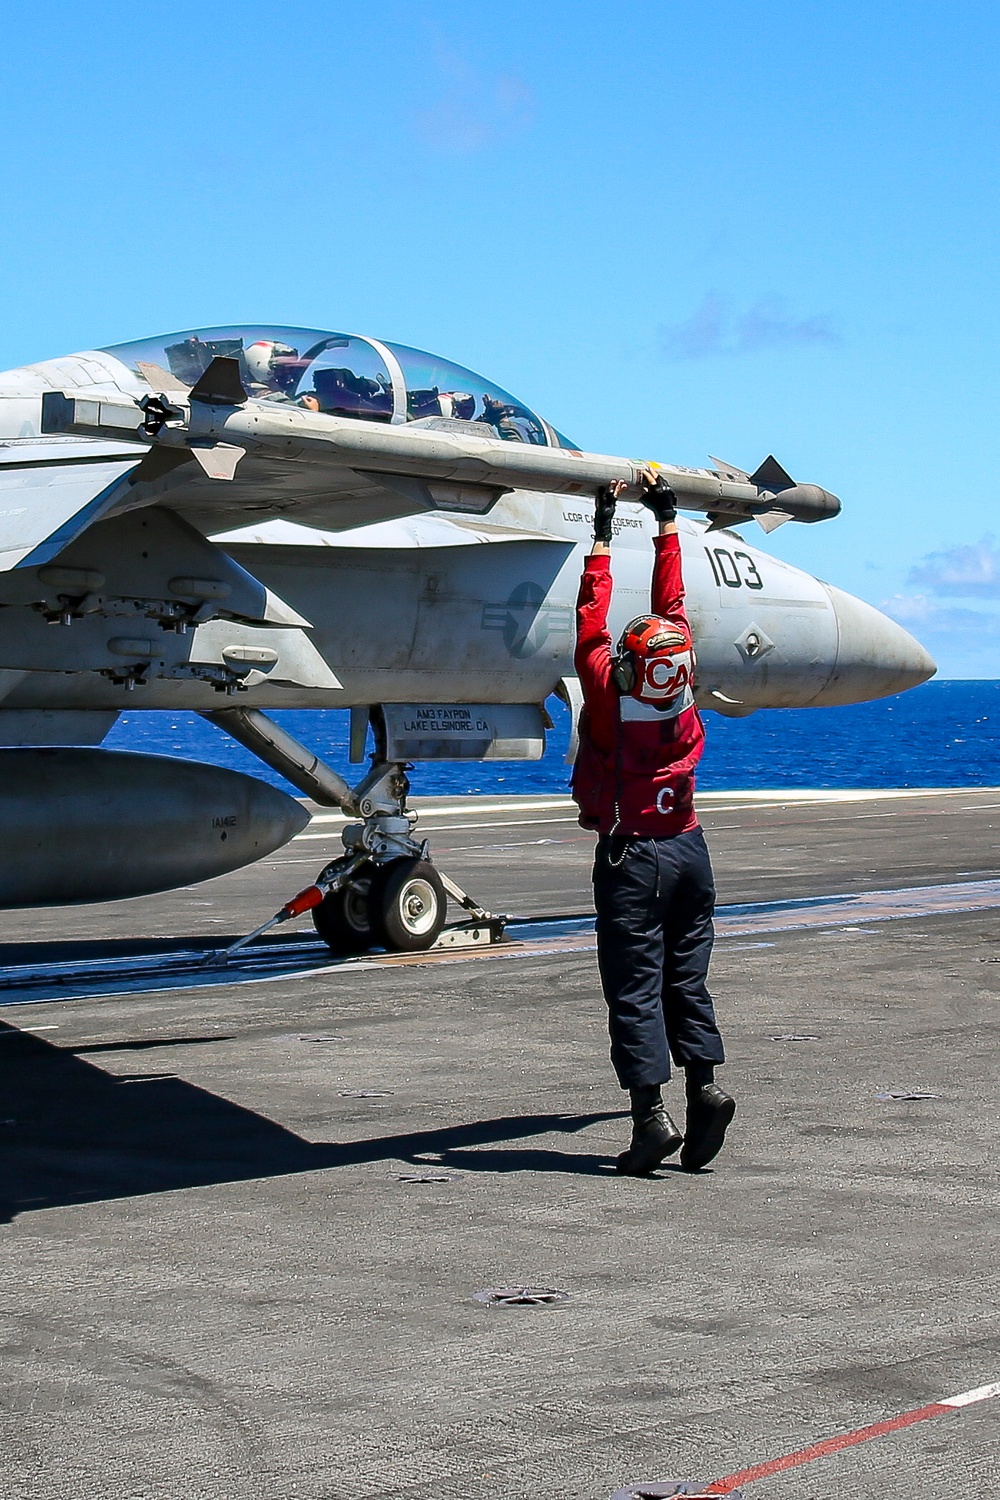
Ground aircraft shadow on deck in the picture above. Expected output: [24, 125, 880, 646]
[0, 1023, 621, 1221]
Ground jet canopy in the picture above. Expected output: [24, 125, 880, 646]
[103, 326, 577, 448]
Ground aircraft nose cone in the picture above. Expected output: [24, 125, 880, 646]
[818, 583, 937, 705]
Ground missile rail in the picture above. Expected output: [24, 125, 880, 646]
[40, 357, 841, 529]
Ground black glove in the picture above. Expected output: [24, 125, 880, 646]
[641, 473, 677, 523]
[593, 485, 618, 544]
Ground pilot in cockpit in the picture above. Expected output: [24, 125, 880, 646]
[439, 391, 476, 420]
[244, 340, 301, 399]
[407, 388, 476, 422]
[300, 366, 393, 422]
[481, 394, 529, 442]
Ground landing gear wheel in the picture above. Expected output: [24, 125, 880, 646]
[311, 867, 376, 955]
[371, 859, 446, 953]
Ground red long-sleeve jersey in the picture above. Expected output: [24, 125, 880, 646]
[571, 532, 704, 837]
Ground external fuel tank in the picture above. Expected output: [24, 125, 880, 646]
[0, 748, 308, 907]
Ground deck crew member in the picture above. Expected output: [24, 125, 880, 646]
[572, 472, 736, 1175]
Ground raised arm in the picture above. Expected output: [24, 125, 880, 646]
[575, 551, 615, 692]
[651, 528, 689, 626]
[639, 471, 689, 627]
[575, 482, 626, 744]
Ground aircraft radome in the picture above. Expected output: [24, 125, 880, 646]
[0, 325, 935, 950]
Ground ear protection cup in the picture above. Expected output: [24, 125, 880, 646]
[611, 653, 636, 694]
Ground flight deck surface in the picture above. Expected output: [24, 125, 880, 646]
[1, 789, 998, 1498]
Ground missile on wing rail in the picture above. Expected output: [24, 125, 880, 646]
[0, 748, 309, 907]
[40, 358, 841, 528]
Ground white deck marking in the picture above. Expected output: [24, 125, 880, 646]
[294, 815, 580, 840]
[940, 1381, 1000, 1407]
[300, 788, 1000, 829]
[305, 799, 573, 825]
[707, 1377, 999, 1491]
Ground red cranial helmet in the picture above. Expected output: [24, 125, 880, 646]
[613, 615, 694, 705]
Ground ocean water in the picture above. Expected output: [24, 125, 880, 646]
[104, 680, 1000, 796]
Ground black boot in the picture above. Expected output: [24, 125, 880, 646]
[616, 1084, 683, 1176]
[680, 1069, 735, 1171]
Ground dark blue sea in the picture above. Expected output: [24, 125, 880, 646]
[104, 681, 1000, 795]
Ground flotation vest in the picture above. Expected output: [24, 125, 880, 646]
[572, 692, 703, 838]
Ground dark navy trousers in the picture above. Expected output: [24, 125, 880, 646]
[593, 827, 726, 1089]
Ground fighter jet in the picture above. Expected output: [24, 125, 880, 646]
[0, 325, 935, 951]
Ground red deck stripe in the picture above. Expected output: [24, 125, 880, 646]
[704, 1401, 951, 1492]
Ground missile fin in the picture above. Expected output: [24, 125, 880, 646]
[134, 360, 189, 393]
[756, 508, 794, 533]
[709, 455, 750, 481]
[189, 355, 248, 406]
[190, 443, 246, 481]
[706, 511, 750, 532]
[750, 454, 795, 493]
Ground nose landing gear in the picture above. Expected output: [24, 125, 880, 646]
[308, 758, 451, 955]
[309, 757, 494, 955]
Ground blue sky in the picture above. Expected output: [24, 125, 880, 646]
[1, 1, 998, 674]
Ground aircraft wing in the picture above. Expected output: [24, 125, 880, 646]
[0, 439, 144, 570]
[2, 426, 474, 568]
[212, 513, 564, 549]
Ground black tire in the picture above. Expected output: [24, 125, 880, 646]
[370, 859, 446, 953]
[311, 868, 376, 955]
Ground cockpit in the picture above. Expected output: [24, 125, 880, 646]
[102, 325, 579, 449]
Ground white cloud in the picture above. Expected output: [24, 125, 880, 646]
[411, 51, 535, 155]
[883, 536, 1000, 671]
[882, 594, 1000, 631]
[880, 592, 1000, 677]
[907, 535, 1000, 598]
[658, 293, 838, 360]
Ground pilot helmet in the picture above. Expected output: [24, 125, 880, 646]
[612, 615, 694, 707]
[245, 340, 298, 387]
